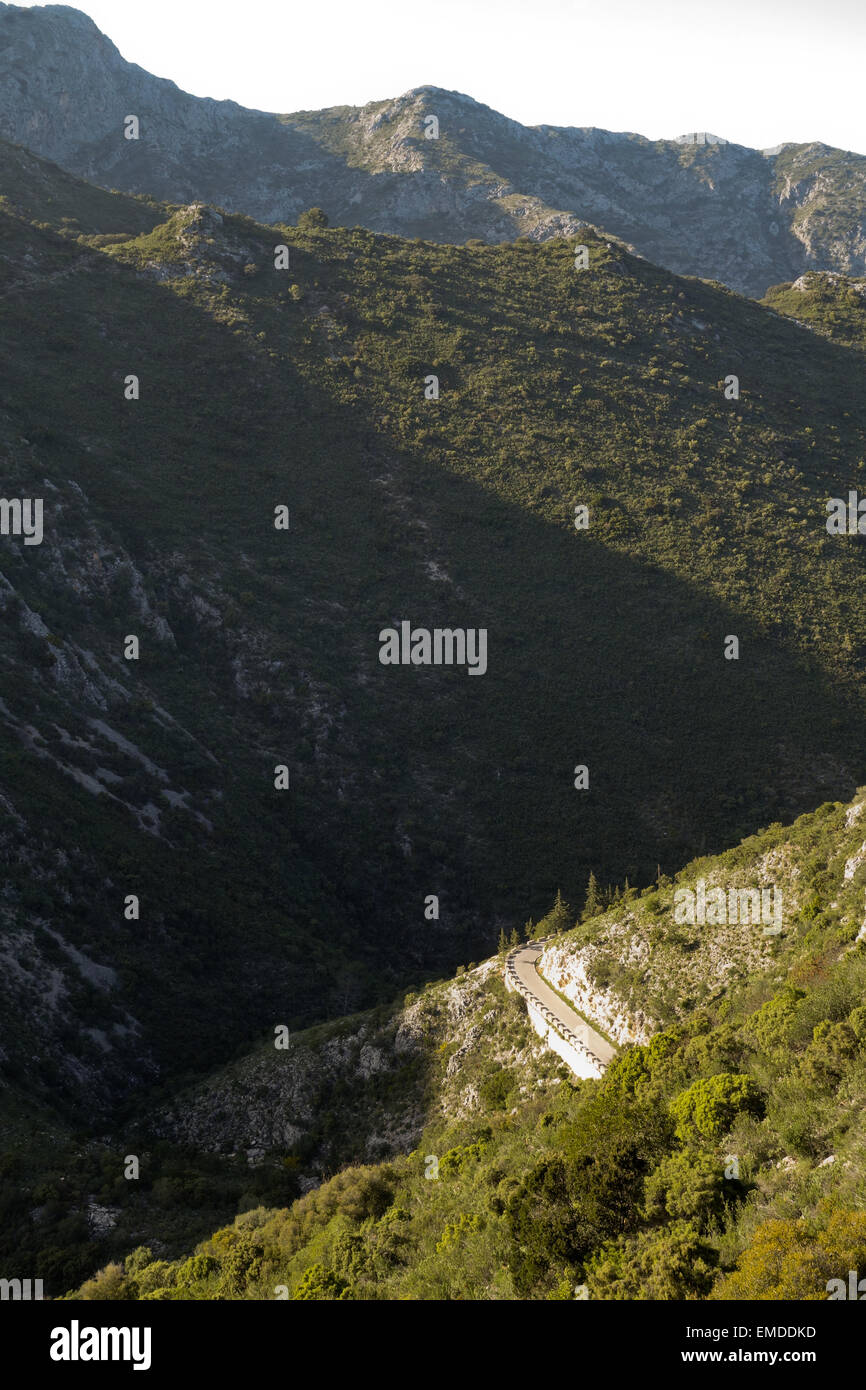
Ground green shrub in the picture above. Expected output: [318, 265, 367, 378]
[669, 1074, 763, 1142]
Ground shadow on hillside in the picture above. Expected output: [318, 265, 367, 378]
[3, 222, 866, 1099]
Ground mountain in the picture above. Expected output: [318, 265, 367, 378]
[61, 786, 866, 1301]
[3, 4, 866, 295]
[4, 137, 866, 1295]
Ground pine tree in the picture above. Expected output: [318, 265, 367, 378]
[498, 927, 508, 955]
[509, 926, 520, 948]
[582, 871, 601, 921]
[524, 916, 535, 942]
[539, 889, 573, 937]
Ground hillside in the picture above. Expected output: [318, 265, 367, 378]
[3, 5, 866, 294]
[762, 270, 866, 351]
[4, 141, 866, 1293]
[63, 787, 866, 1301]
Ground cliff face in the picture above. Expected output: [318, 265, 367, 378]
[535, 797, 866, 1046]
[539, 940, 654, 1047]
[3, 5, 866, 294]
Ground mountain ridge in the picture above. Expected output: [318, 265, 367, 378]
[3, 4, 866, 294]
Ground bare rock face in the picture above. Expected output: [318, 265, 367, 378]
[3, 6, 866, 294]
[540, 941, 655, 1047]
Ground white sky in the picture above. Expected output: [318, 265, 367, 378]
[34, 0, 866, 153]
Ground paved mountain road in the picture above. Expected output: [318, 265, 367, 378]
[509, 942, 618, 1068]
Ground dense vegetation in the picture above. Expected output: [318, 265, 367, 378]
[61, 792, 866, 1300]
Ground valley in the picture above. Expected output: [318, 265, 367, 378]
[1, 1, 866, 1308]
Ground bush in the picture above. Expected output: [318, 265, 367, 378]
[643, 1151, 727, 1229]
[76, 1262, 131, 1300]
[741, 987, 805, 1054]
[669, 1074, 763, 1142]
[297, 207, 329, 230]
[714, 1203, 866, 1300]
[478, 1066, 515, 1110]
[292, 1263, 350, 1300]
[586, 1220, 716, 1300]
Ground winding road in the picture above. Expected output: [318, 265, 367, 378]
[508, 942, 618, 1070]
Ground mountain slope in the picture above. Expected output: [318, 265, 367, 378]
[4, 147, 866, 1291]
[62, 786, 866, 1301]
[762, 270, 866, 351]
[3, 5, 866, 294]
[3, 154, 866, 1089]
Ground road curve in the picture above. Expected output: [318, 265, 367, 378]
[508, 942, 618, 1069]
